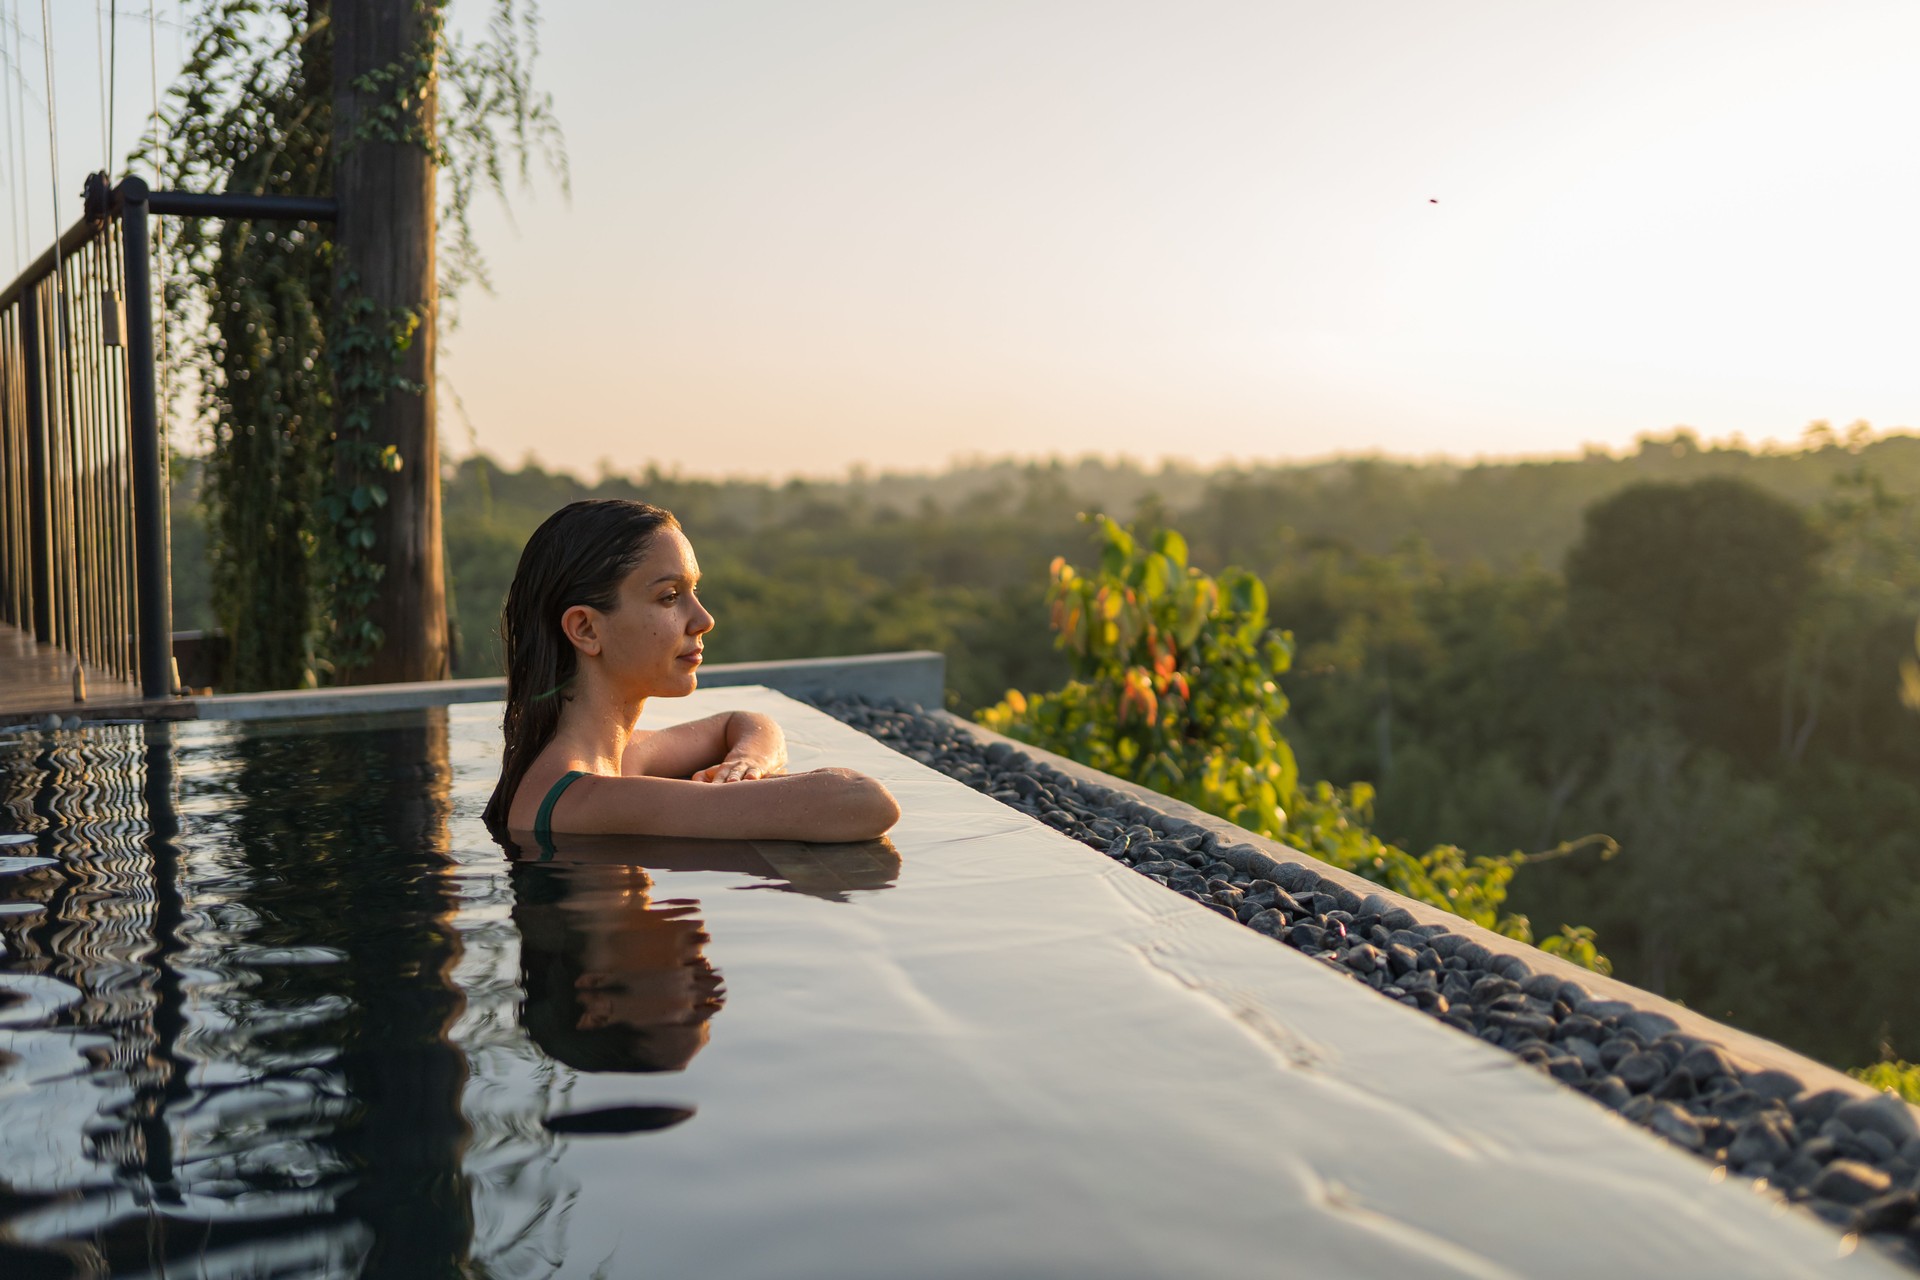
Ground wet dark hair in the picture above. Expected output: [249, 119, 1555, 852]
[483, 499, 680, 831]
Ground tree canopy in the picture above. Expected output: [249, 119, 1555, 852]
[1565, 477, 1826, 758]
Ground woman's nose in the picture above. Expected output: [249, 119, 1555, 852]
[691, 602, 715, 635]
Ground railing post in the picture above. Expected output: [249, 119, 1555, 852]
[20, 291, 52, 645]
[118, 178, 173, 700]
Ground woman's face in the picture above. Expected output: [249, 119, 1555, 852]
[593, 527, 715, 696]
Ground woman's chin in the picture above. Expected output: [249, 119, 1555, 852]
[637, 660, 703, 699]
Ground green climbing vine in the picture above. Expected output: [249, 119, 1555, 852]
[320, 280, 420, 670]
[144, 0, 565, 689]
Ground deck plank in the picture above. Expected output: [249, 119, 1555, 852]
[0, 621, 144, 716]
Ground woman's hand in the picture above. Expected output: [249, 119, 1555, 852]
[626, 711, 789, 782]
[691, 712, 788, 784]
[691, 754, 783, 784]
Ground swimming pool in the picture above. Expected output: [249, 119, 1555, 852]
[0, 689, 1902, 1277]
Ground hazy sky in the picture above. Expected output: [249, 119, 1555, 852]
[11, 1, 1920, 477]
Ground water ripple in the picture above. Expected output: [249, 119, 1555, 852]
[0, 715, 473, 1277]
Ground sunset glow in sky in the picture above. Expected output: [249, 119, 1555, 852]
[15, 1, 1920, 476]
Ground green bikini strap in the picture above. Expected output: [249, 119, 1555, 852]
[533, 769, 588, 859]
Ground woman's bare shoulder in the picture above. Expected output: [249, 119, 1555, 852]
[506, 754, 597, 831]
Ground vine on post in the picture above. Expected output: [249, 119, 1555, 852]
[146, 0, 564, 689]
[979, 514, 1615, 970]
[149, 0, 335, 690]
[321, 276, 422, 670]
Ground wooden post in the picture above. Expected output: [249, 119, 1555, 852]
[331, 0, 449, 684]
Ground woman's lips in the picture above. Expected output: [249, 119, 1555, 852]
[677, 650, 703, 666]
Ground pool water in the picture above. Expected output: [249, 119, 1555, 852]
[0, 701, 897, 1277]
[0, 691, 1904, 1279]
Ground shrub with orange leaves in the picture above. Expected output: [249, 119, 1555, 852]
[979, 514, 1609, 969]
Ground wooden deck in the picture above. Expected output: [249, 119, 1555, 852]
[0, 621, 147, 719]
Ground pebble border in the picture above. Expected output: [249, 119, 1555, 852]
[812, 694, 1920, 1268]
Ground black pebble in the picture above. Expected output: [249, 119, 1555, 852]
[1813, 1159, 1893, 1206]
[1342, 943, 1382, 975]
[1287, 922, 1326, 950]
[1616, 1051, 1669, 1093]
[1582, 1075, 1632, 1110]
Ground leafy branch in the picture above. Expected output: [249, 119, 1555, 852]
[980, 514, 1614, 968]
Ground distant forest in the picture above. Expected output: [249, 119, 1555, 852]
[169, 427, 1920, 1068]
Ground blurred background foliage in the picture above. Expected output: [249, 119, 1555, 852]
[977, 514, 1615, 970]
[168, 426, 1920, 1071]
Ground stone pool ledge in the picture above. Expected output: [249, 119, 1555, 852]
[813, 694, 1920, 1266]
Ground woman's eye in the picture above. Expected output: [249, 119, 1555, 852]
[660, 590, 679, 605]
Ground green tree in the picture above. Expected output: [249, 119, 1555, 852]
[1565, 478, 1825, 760]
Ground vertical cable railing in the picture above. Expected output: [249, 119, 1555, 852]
[0, 299, 33, 628]
[0, 210, 141, 689]
[1, 177, 335, 703]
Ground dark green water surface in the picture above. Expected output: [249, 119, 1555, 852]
[0, 706, 895, 1278]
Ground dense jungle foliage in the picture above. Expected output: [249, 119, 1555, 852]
[169, 427, 1920, 1073]
[977, 515, 1612, 970]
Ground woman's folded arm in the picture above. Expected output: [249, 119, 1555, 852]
[622, 711, 786, 780]
[548, 766, 898, 843]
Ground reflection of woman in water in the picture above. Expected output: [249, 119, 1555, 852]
[512, 860, 723, 1074]
[509, 834, 901, 1147]
[482, 500, 899, 844]
[511, 834, 903, 1080]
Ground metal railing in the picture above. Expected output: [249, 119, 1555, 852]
[0, 176, 337, 701]
[0, 179, 163, 696]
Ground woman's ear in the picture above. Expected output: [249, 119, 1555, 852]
[561, 604, 603, 656]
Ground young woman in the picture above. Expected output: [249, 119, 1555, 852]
[482, 500, 900, 845]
